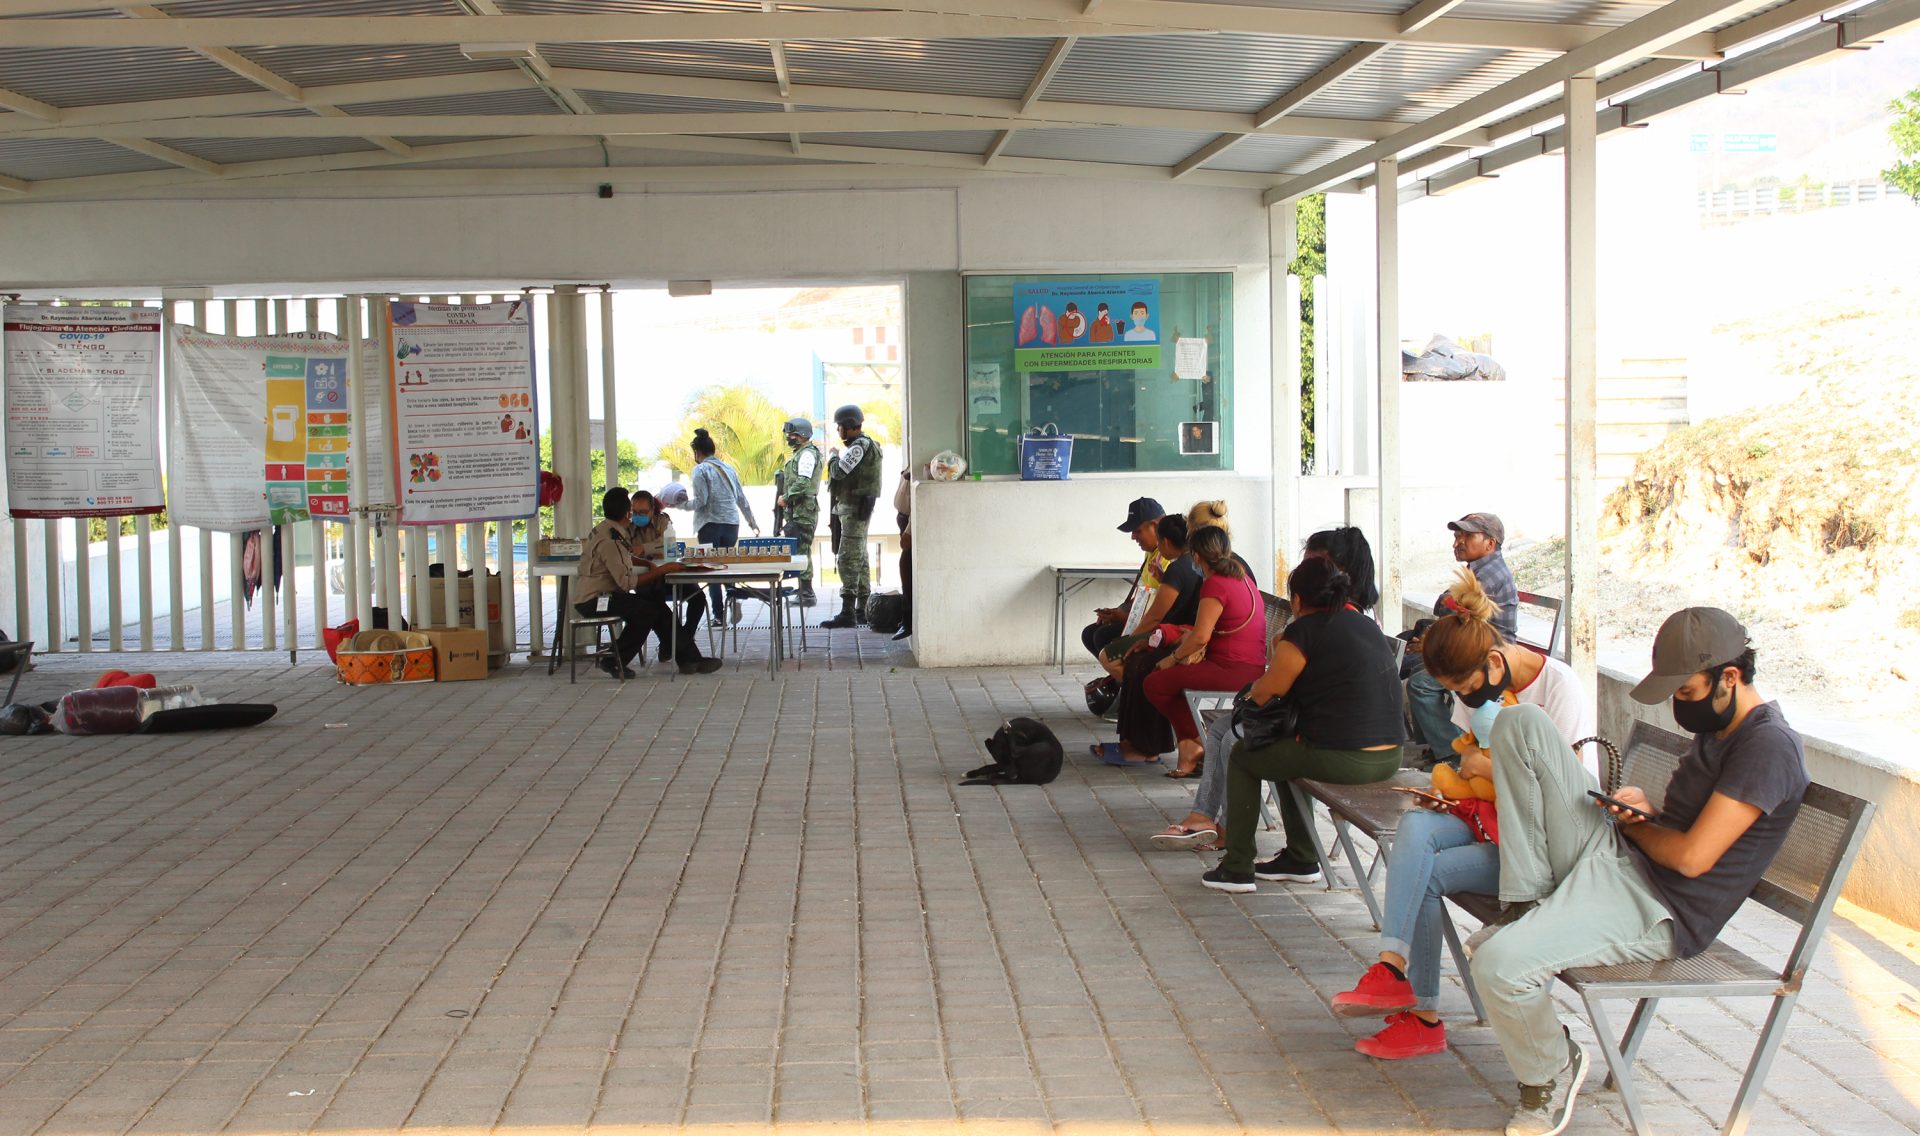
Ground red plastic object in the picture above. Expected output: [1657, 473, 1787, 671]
[323, 619, 361, 664]
[95, 670, 130, 688]
[539, 470, 564, 507]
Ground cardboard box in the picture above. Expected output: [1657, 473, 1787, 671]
[427, 573, 507, 656]
[422, 626, 489, 681]
[536, 538, 583, 560]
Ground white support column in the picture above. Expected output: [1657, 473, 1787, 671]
[256, 300, 275, 652]
[72, 517, 90, 652]
[1374, 157, 1402, 629]
[344, 296, 375, 629]
[1270, 200, 1302, 573]
[135, 515, 153, 650]
[1563, 74, 1600, 687]
[565, 288, 594, 538]
[104, 516, 123, 650]
[599, 289, 619, 490]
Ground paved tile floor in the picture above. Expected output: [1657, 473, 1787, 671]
[3, 647, 1918, 1135]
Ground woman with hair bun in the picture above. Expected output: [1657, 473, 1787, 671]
[1326, 568, 1593, 1062]
[685, 427, 760, 626]
[1303, 525, 1380, 613]
[1138, 525, 1269, 778]
[1187, 499, 1230, 537]
[1201, 554, 1404, 895]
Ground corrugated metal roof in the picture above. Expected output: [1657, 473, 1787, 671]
[235, 44, 515, 88]
[536, 41, 776, 82]
[1453, 0, 1661, 22]
[0, 137, 174, 181]
[156, 136, 387, 164]
[1291, 44, 1556, 122]
[342, 88, 569, 116]
[1004, 127, 1222, 167]
[1047, 33, 1359, 114]
[579, 89, 783, 114]
[0, 47, 260, 107]
[151, 0, 462, 16]
[783, 38, 1054, 101]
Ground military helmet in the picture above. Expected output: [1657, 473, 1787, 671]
[782, 416, 813, 442]
[832, 404, 864, 428]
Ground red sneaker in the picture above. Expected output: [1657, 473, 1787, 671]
[1355, 1012, 1447, 1060]
[1331, 962, 1416, 1018]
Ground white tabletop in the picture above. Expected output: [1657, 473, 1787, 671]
[1052, 565, 1140, 576]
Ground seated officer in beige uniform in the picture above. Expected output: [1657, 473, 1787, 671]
[575, 487, 721, 677]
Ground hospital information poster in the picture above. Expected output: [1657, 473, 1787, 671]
[387, 300, 539, 525]
[4, 305, 165, 519]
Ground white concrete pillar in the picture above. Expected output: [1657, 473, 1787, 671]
[1269, 199, 1302, 573]
[599, 289, 620, 491]
[1374, 157, 1402, 628]
[1564, 75, 1600, 687]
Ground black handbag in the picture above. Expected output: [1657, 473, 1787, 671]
[1231, 684, 1298, 749]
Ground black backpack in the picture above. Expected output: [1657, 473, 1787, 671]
[961, 717, 1063, 786]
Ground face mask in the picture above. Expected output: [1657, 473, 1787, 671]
[632, 515, 652, 528]
[1457, 655, 1509, 709]
[1671, 675, 1736, 735]
[1468, 697, 1502, 746]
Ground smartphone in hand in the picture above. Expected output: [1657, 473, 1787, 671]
[1587, 789, 1657, 823]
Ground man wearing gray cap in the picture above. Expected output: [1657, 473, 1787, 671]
[1465, 607, 1806, 1136]
[1405, 512, 1519, 760]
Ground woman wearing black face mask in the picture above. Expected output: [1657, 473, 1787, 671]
[1324, 569, 1596, 1062]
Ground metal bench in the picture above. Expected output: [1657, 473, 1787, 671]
[1516, 589, 1565, 659]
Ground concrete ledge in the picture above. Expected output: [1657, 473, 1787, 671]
[1401, 600, 1920, 930]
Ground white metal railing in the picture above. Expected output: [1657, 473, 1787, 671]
[6, 288, 615, 663]
[1697, 179, 1900, 221]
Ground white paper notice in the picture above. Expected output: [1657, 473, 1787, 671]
[387, 300, 539, 525]
[1173, 337, 1209, 381]
[4, 305, 165, 518]
[968, 362, 1002, 416]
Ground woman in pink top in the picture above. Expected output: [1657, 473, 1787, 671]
[1141, 525, 1268, 778]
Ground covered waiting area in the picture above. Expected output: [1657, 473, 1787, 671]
[3, 5, 1920, 1136]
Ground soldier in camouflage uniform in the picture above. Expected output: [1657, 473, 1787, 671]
[821, 404, 883, 630]
[775, 416, 824, 607]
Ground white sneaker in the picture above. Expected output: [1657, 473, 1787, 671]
[729, 597, 744, 626]
[1505, 1031, 1589, 1136]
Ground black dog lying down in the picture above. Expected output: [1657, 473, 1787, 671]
[961, 717, 1063, 786]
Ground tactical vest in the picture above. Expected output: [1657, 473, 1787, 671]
[836, 433, 884, 499]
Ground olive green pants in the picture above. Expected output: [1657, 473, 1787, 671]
[1221, 738, 1403, 872]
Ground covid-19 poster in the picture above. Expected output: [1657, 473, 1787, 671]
[4, 305, 165, 519]
[387, 300, 539, 525]
[1011, 279, 1162, 371]
[166, 328, 352, 530]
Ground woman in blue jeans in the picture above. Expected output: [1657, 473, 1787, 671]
[685, 428, 759, 625]
[1330, 570, 1592, 1060]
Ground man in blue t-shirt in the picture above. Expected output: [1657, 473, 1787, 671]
[1405, 512, 1519, 759]
[1466, 607, 1807, 1136]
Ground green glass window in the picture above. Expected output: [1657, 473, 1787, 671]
[963, 272, 1234, 475]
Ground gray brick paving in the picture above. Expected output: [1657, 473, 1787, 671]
[1, 656, 1917, 1135]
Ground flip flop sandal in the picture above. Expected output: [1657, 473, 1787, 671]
[1164, 761, 1204, 779]
[1150, 826, 1220, 851]
[1090, 742, 1126, 764]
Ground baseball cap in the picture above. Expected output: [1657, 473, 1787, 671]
[1117, 497, 1165, 533]
[1629, 607, 1750, 704]
[1448, 512, 1506, 545]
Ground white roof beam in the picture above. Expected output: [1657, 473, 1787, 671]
[1019, 36, 1078, 113]
[0, 87, 62, 121]
[0, 71, 534, 133]
[1264, 0, 1780, 203]
[457, 0, 596, 116]
[0, 173, 30, 194]
[1398, 0, 1469, 35]
[0, 11, 1720, 57]
[110, 137, 223, 175]
[18, 108, 1484, 144]
[983, 129, 1016, 165]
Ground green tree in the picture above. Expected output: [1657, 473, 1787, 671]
[654, 386, 807, 485]
[1885, 86, 1920, 202]
[1290, 194, 1328, 474]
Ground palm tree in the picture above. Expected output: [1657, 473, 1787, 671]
[655, 386, 807, 485]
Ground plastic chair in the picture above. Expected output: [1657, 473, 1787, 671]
[570, 615, 624, 684]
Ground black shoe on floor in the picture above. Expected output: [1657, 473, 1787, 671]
[598, 657, 637, 680]
[1253, 852, 1323, 883]
[678, 657, 723, 675]
[821, 603, 858, 629]
[891, 624, 911, 641]
[1201, 865, 1257, 893]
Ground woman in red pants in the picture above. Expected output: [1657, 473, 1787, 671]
[1142, 525, 1269, 778]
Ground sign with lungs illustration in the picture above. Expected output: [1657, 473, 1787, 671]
[1012, 279, 1161, 371]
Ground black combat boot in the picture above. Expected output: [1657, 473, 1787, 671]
[821, 599, 859, 629]
[796, 581, 817, 608]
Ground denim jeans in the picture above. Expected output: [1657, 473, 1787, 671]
[1405, 661, 1462, 754]
[1376, 809, 1500, 1011]
[1190, 710, 1238, 824]
[698, 521, 739, 615]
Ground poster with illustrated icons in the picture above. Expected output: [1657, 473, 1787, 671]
[386, 300, 539, 525]
[1011, 279, 1161, 371]
[166, 327, 354, 529]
